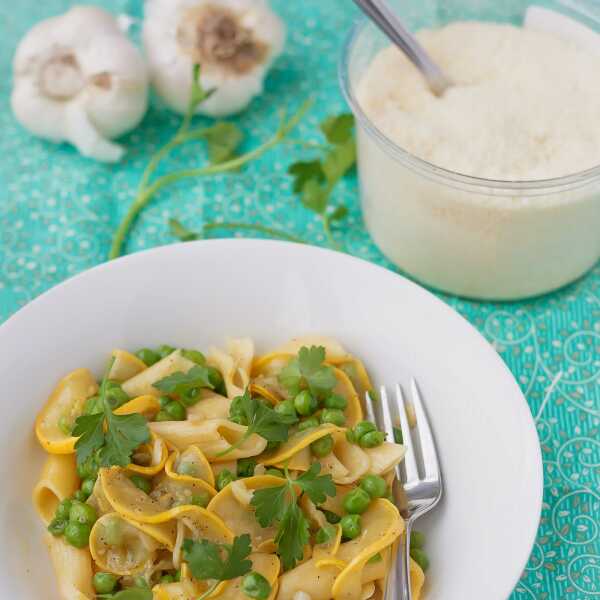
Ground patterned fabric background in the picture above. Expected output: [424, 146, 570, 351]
[0, 0, 598, 598]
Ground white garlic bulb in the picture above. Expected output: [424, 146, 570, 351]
[11, 6, 149, 163]
[143, 0, 286, 117]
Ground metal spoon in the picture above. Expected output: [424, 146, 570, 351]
[352, 0, 451, 96]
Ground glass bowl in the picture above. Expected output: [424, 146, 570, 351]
[340, 0, 600, 300]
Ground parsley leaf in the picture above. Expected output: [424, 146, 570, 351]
[294, 462, 337, 504]
[199, 122, 244, 164]
[288, 113, 355, 247]
[217, 388, 291, 457]
[183, 534, 252, 581]
[73, 359, 150, 468]
[276, 501, 309, 570]
[154, 365, 214, 395]
[250, 462, 335, 570]
[278, 346, 337, 399]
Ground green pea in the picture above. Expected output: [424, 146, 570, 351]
[135, 348, 161, 367]
[241, 571, 271, 600]
[340, 514, 361, 540]
[64, 521, 91, 548]
[105, 381, 129, 408]
[320, 408, 346, 426]
[190, 492, 211, 508]
[69, 501, 97, 526]
[294, 390, 317, 416]
[359, 431, 385, 448]
[80, 478, 96, 498]
[274, 400, 298, 423]
[324, 394, 347, 410]
[315, 524, 336, 545]
[157, 344, 176, 358]
[393, 426, 403, 444]
[353, 421, 376, 439]
[265, 468, 284, 478]
[160, 574, 175, 584]
[58, 416, 72, 436]
[164, 400, 186, 421]
[298, 417, 320, 431]
[93, 572, 118, 594]
[322, 509, 341, 524]
[345, 429, 357, 444]
[55, 499, 73, 521]
[73, 490, 88, 502]
[237, 458, 257, 478]
[359, 475, 387, 499]
[159, 395, 171, 408]
[130, 475, 152, 494]
[367, 389, 380, 402]
[208, 367, 225, 395]
[410, 547, 430, 572]
[48, 518, 67, 537]
[410, 530, 426, 550]
[343, 488, 371, 515]
[77, 456, 99, 480]
[174, 569, 181, 582]
[310, 434, 334, 458]
[216, 469, 235, 491]
[367, 553, 382, 564]
[155, 410, 172, 422]
[182, 349, 206, 365]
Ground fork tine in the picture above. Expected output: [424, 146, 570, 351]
[378, 385, 396, 446]
[363, 389, 376, 423]
[410, 378, 441, 481]
[395, 383, 419, 483]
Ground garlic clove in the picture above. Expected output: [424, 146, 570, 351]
[143, 0, 286, 117]
[65, 99, 124, 163]
[11, 5, 148, 162]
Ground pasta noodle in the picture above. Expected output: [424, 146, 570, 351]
[32, 337, 429, 600]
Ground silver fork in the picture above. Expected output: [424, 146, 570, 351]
[364, 379, 443, 600]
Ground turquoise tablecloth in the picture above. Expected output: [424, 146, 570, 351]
[1, 1, 599, 597]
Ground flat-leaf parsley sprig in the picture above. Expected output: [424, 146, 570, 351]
[278, 345, 337, 399]
[250, 462, 336, 570]
[288, 113, 356, 247]
[217, 388, 293, 457]
[73, 358, 150, 468]
[183, 533, 253, 600]
[109, 64, 312, 259]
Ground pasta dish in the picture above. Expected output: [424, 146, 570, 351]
[33, 337, 428, 600]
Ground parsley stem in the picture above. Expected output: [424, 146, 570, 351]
[322, 216, 339, 249]
[203, 223, 304, 244]
[215, 433, 249, 458]
[197, 581, 220, 600]
[109, 100, 313, 260]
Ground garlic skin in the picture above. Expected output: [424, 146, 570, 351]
[11, 6, 149, 162]
[143, 0, 286, 117]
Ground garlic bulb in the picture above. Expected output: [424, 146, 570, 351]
[143, 0, 286, 117]
[11, 6, 149, 162]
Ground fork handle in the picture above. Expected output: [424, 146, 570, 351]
[399, 521, 413, 599]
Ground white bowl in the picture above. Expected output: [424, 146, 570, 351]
[0, 240, 542, 600]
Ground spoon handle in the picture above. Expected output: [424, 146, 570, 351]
[352, 0, 451, 95]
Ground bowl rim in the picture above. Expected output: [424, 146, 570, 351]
[0, 239, 543, 598]
[339, 17, 600, 193]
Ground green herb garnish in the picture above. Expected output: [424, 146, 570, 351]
[217, 388, 292, 457]
[153, 365, 214, 397]
[109, 64, 311, 259]
[183, 534, 253, 600]
[288, 113, 355, 247]
[250, 462, 336, 570]
[73, 359, 150, 468]
[278, 345, 337, 399]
